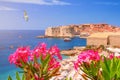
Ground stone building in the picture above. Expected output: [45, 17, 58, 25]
[87, 32, 108, 46]
[87, 32, 120, 46]
[45, 27, 53, 36]
[87, 37, 108, 46]
[45, 27, 60, 37]
[59, 26, 74, 37]
[45, 25, 75, 37]
[109, 35, 120, 46]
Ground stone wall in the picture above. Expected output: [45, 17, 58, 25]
[87, 37, 107, 46]
[52, 27, 60, 37]
[109, 35, 120, 46]
[45, 27, 53, 36]
[45, 26, 75, 37]
[87, 35, 120, 46]
[59, 26, 74, 37]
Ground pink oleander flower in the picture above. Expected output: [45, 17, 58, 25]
[30, 43, 47, 60]
[78, 50, 100, 63]
[109, 53, 120, 59]
[8, 47, 30, 66]
[74, 50, 100, 70]
[48, 57, 60, 70]
[38, 43, 47, 55]
[116, 56, 120, 58]
[89, 50, 100, 61]
[109, 53, 114, 59]
[30, 43, 62, 61]
[74, 61, 79, 70]
[48, 45, 62, 60]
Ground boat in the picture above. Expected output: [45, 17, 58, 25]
[64, 38, 71, 42]
[36, 35, 45, 38]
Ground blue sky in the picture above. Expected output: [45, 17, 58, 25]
[0, 0, 120, 30]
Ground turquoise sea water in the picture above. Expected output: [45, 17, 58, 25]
[0, 30, 86, 80]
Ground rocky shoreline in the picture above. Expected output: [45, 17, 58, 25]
[36, 35, 75, 38]
[60, 46, 85, 56]
[36, 35, 88, 39]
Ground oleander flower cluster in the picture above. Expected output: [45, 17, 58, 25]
[9, 47, 30, 66]
[74, 49, 120, 80]
[8, 43, 62, 80]
[74, 50, 100, 70]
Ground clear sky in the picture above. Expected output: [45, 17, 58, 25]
[0, 0, 120, 30]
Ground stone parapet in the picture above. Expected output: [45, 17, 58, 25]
[87, 37, 107, 46]
[109, 35, 120, 46]
[87, 32, 120, 46]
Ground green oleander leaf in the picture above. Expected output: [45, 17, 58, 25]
[34, 55, 38, 63]
[110, 58, 117, 79]
[8, 75, 12, 80]
[30, 78, 34, 80]
[101, 57, 110, 80]
[80, 61, 100, 80]
[22, 74, 25, 80]
[65, 77, 68, 80]
[70, 77, 72, 80]
[16, 72, 21, 80]
[42, 54, 50, 74]
[65, 77, 73, 80]
[43, 54, 50, 66]
[116, 58, 120, 79]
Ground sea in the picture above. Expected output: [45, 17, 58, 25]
[0, 30, 86, 80]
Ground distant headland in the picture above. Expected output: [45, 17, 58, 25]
[39, 23, 120, 38]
